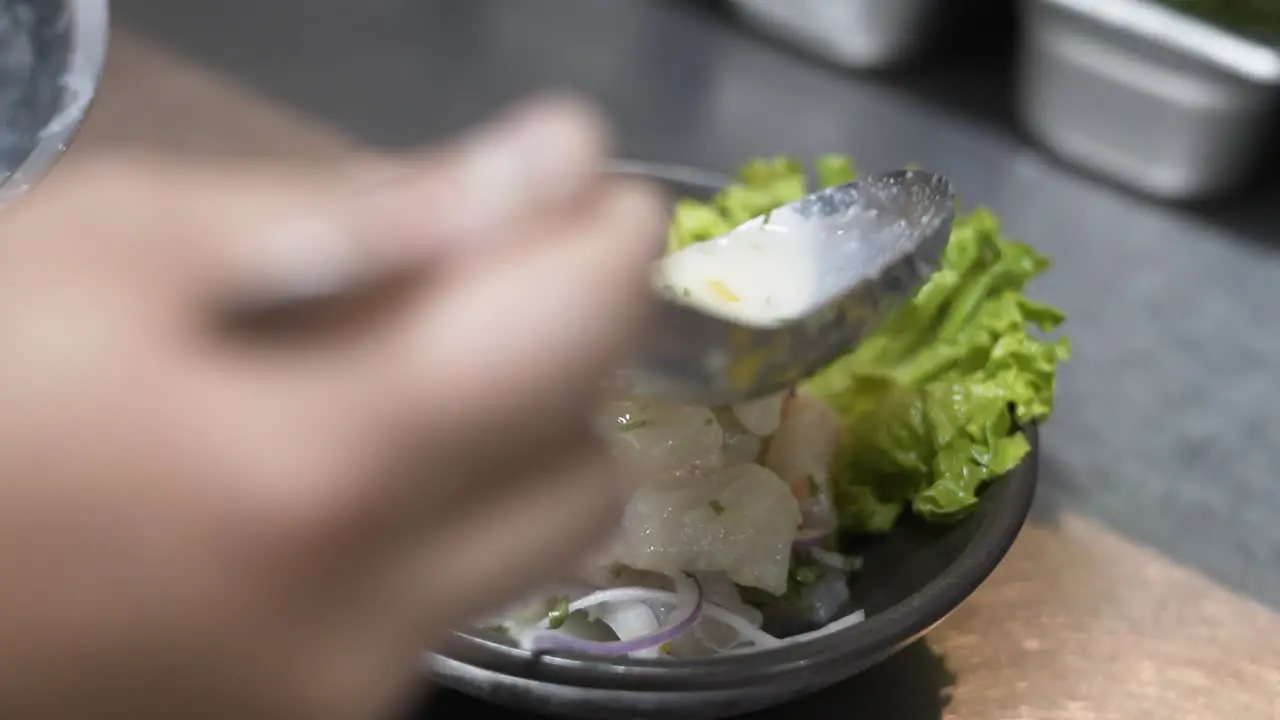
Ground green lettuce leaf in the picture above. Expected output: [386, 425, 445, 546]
[816, 154, 856, 188]
[666, 155, 1070, 533]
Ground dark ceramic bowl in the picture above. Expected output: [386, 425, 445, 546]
[426, 162, 1039, 720]
[0, 0, 109, 206]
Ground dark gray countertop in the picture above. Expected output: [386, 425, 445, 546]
[111, 0, 1280, 716]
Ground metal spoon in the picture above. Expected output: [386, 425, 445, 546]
[613, 169, 955, 405]
[222, 169, 954, 406]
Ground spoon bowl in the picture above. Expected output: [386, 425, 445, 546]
[617, 168, 955, 406]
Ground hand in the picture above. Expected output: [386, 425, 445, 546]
[0, 97, 664, 720]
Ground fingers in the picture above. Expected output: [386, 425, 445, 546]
[211, 177, 665, 576]
[348, 94, 611, 247]
[14, 96, 655, 624]
[199, 94, 611, 306]
[17, 95, 612, 322]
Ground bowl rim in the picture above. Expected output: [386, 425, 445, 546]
[432, 161, 1040, 692]
[0, 0, 111, 207]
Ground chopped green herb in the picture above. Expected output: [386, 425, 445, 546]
[792, 565, 819, 586]
[617, 417, 650, 432]
[546, 597, 571, 629]
[709, 499, 726, 515]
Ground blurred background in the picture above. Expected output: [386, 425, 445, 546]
[82, 0, 1280, 717]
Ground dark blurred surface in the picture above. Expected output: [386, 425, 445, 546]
[107, 0, 1280, 717]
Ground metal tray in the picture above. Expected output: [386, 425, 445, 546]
[1018, 0, 1280, 202]
[728, 0, 951, 71]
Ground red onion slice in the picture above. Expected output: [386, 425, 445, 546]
[528, 576, 704, 657]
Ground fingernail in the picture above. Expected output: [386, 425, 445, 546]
[456, 96, 609, 234]
[238, 216, 361, 308]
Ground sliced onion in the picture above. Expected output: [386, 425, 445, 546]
[783, 608, 867, 644]
[807, 546, 862, 572]
[792, 528, 832, 548]
[517, 580, 866, 658]
[593, 601, 662, 658]
[525, 580, 784, 655]
[694, 573, 764, 628]
[582, 587, 781, 649]
[719, 608, 867, 656]
[528, 575, 704, 657]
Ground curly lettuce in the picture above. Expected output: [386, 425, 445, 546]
[667, 156, 1071, 533]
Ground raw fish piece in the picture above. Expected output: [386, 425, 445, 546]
[731, 392, 786, 436]
[764, 389, 842, 500]
[604, 399, 723, 482]
[601, 462, 800, 595]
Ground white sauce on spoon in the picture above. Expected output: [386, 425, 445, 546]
[657, 217, 825, 328]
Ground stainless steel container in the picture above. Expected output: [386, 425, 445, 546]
[728, 0, 950, 71]
[1019, 0, 1280, 202]
[0, 0, 109, 206]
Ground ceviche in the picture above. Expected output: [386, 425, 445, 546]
[486, 155, 1071, 659]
